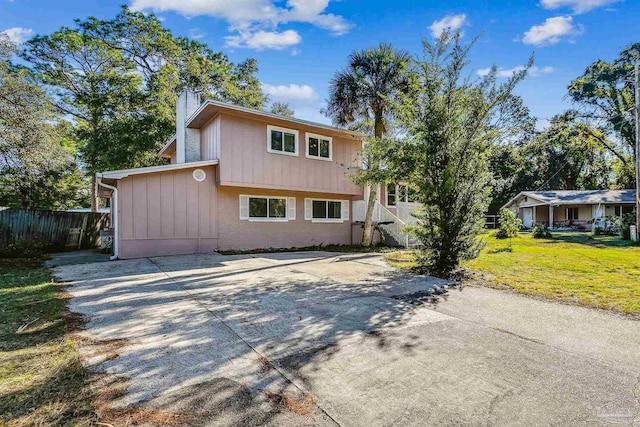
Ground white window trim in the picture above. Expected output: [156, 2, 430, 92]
[397, 183, 419, 204]
[267, 125, 299, 157]
[239, 195, 296, 222]
[566, 207, 579, 221]
[305, 132, 333, 161]
[304, 198, 349, 223]
[385, 184, 398, 208]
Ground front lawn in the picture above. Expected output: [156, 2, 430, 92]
[388, 232, 640, 316]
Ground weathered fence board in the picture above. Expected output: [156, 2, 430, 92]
[0, 208, 110, 251]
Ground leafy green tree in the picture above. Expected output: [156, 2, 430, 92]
[567, 43, 640, 187]
[526, 111, 612, 191]
[487, 143, 534, 213]
[0, 35, 88, 209]
[270, 102, 295, 117]
[497, 208, 522, 247]
[399, 32, 530, 275]
[24, 7, 266, 210]
[24, 25, 147, 210]
[325, 42, 413, 246]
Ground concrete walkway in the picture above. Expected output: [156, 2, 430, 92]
[52, 252, 640, 426]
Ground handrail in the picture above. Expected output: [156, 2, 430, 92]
[376, 203, 410, 247]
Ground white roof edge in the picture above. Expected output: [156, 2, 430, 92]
[158, 135, 176, 157]
[500, 191, 549, 210]
[97, 160, 218, 180]
[186, 99, 366, 138]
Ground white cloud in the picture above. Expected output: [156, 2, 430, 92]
[428, 14, 467, 38]
[522, 16, 583, 46]
[225, 30, 301, 50]
[130, 0, 352, 50]
[477, 65, 555, 78]
[1, 27, 33, 44]
[189, 28, 205, 39]
[261, 83, 319, 106]
[540, 0, 620, 13]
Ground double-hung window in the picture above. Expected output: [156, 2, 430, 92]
[306, 133, 332, 160]
[267, 125, 298, 156]
[239, 195, 296, 222]
[386, 184, 397, 207]
[304, 198, 349, 222]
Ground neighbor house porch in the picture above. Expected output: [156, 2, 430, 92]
[518, 203, 633, 231]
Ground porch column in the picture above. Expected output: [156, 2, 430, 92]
[549, 205, 554, 230]
[533, 206, 537, 226]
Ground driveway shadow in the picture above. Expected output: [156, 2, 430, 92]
[55, 252, 449, 426]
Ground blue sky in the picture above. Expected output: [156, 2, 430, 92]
[2, 0, 639, 128]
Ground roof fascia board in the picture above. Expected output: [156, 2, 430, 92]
[186, 100, 365, 139]
[97, 160, 218, 180]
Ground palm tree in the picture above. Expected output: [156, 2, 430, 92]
[326, 43, 412, 246]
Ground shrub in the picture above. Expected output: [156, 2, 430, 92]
[620, 211, 636, 240]
[494, 229, 508, 239]
[497, 208, 522, 239]
[532, 224, 552, 239]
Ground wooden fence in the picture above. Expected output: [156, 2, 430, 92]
[484, 214, 500, 229]
[0, 208, 110, 252]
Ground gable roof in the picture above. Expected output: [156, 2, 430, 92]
[503, 190, 636, 209]
[158, 99, 364, 158]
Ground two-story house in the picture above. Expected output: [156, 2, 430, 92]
[96, 91, 367, 259]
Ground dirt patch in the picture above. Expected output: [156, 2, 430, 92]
[265, 391, 317, 416]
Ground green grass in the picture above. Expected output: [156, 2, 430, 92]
[466, 232, 640, 315]
[386, 232, 640, 316]
[0, 257, 94, 426]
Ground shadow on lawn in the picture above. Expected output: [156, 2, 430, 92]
[54, 252, 450, 426]
[541, 232, 634, 248]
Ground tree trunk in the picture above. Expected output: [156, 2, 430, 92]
[362, 184, 378, 246]
[362, 111, 384, 247]
[91, 174, 98, 212]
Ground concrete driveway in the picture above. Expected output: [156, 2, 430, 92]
[52, 252, 640, 426]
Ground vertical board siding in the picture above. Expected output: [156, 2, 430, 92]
[201, 116, 220, 161]
[0, 208, 110, 251]
[117, 166, 217, 242]
[218, 114, 363, 195]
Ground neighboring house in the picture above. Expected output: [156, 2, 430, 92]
[96, 91, 374, 259]
[502, 190, 636, 230]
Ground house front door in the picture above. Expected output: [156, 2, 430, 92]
[522, 208, 533, 228]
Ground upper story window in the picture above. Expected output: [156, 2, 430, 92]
[267, 125, 298, 156]
[306, 133, 332, 161]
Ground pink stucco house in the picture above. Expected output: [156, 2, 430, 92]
[96, 91, 374, 259]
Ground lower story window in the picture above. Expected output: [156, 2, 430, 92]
[305, 198, 349, 222]
[312, 200, 341, 219]
[240, 195, 296, 221]
[386, 184, 396, 206]
[621, 206, 634, 216]
[250, 197, 286, 219]
[567, 207, 579, 220]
